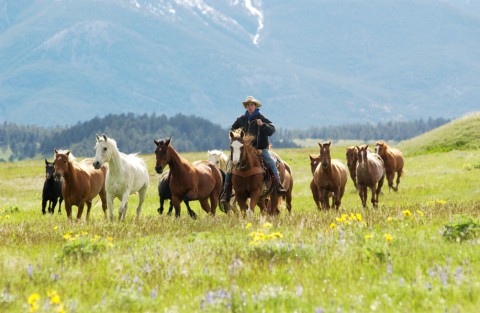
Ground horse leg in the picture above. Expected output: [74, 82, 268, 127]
[77, 202, 85, 220]
[199, 198, 212, 216]
[65, 201, 72, 220]
[335, 187, 344, 210]
[370, 185, 377, 208]
[42, 198, 47, 215]
[85, 201, 92, 221]
[58, 197, 63, 214]
[184, 200, 197, 220]
[386, 171, 395, 192]
[172, 196, 182, 218]
[135, 185, 148, 221]
[107, 193, 115, 221]
[99, 188, 107, 219]
[167, 201, 174, 216]
[158, 195, 165, 215]
[394, 171, 401, 191]
[51, 198, 58, 214]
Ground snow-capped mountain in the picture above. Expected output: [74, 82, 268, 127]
[1, 0, 479, 128]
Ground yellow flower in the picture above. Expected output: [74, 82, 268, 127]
[416, 210, 424, 217]
[387, 217, 393, 222]
[4, 215, 10, 219]
[29, 303, 39, 313]
[403, 210, 412, 217]
[263, 222, 272, 229]
[384, 233, 393, 242]
[348, 213, 357, 221]
[330, 223, 336, 229]
[436, 199, 447, 205]
[364, 233, 372, 240]
[28, 293, 40, 304]
[107, 236, 113, 242]
[53, 226, 59, 230]
[356, 213, 363, 221]
[63, 233, 72, 240]
[271, 232, 283, 238]
[245, 223, 252, 229]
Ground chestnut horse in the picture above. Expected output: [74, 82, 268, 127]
[154, 138, 222, 218]
[314, 141, 348, 210]
[345, 146, 358, 188]
[54, 150, 107, 220]
[375, 141, 404, 191]
[229, 129, 292, 215]
[355, 145, 385, 208]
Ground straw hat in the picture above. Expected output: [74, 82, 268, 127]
[242, 96, 262, 108]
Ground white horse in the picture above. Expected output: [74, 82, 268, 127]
[93, 134, 149, 221]
[207, 149, 239, 214]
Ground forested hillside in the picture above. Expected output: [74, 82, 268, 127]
[0, 114, 450, 162]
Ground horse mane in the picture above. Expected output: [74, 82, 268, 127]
[56, 149, 76, 162]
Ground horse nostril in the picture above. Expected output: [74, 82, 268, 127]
[93, 161, 99, 169]
[155, 166, 163, 174]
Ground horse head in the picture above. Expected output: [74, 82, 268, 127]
[207, 150, 223, 169]
[375, 141, 386, 156]
[45, 159, 55, 180]
[93, 134, 114, 169]
[229, 129, 246, 167]
[346, 146, 358, 169]
[154, 138, 171, 174]
[309, 154, 321, 175]
[318, 141, 332, 169]
[357, 145, 369, 165]
[53, 149, 71, 181]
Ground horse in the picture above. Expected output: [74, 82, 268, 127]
[93, 134, 149, 221]
[313, 141, 348, 210]
[53, 150, 107, 220]
[375, 141, 404, 191]
[309, 154, 321, 209]
[207, 149, 239, 214]
[157, 170, 196, 217]
[229, 129, 291, 215]
[42, 159, 63, 215]
[355, 145, 385, 208]
[154, 138, 222, 218]
[345, 146, 358, 188]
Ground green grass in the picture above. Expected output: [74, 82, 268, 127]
[1, 145, 480, 313]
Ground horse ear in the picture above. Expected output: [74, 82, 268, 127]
[54, 149, 58, 155]
[229, 131, 235, 140]
[165, 138, 171, 146]
[327, 141, 332, 146]
[318, 141, 322, 147]
[240, 130, 245, 138]
[153, 139, 159, 146]
[309, 154, 314, 161]
[96, 134, 100, 141]
[66, 150, 70, 156]
[103, 134, 107, 141]
[45, 159, 48, 164]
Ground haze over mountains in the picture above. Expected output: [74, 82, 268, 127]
[1, 0, 479, 129]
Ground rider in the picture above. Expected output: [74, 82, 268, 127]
[219, 96, 287, 211]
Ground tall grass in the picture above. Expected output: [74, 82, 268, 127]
[1, 146, 479, 312]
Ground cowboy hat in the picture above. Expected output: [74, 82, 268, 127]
[242, 96, 262, 108]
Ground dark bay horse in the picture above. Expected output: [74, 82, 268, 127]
[154, 138, 222, 218]
[54, 150, 107, 220]
[229, 130, 291, 216]
[313, 141, 348, 210]
[375, 141, 404, 191]
[309, 154, 321, 209]
[157, 170, 196, 217]
[346, 146, 358, 188]
[356, 145, 385, 208]
[42, 159, 63, 215]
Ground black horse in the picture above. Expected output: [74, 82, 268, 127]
[42, 159, 63, 214]
[157, 170, 196, 218]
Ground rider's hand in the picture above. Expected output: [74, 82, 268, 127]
[256, 119, 263, 126]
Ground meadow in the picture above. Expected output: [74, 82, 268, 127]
[0, 145, 479, 313]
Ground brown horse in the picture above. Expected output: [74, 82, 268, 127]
[309, 154, 321, 209]
[345, 146, 358, 188]
[356, 145, 385, 208]
[154, 138, 222, 218]
[229, 129, 290, 216]
[375, 141, 404, 191]
[53, 149, 107, 220]
[268, 151, 293, 215]
[314, 141, 348, 210]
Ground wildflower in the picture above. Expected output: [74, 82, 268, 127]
[416, 210, 424, 217]
[263, 222, 272, 229]
[364, 233, 372, 240]
[63, 232, 72, 240]
[330, 223, 336, 229]
[28, 293, 40, 304]
[436, 199, 447, 205]
[403, 210, 412, 217]
[107, 236, 113, 242]
[271, 232, 283, 238]
[245, 223, 252, 229]
[387, 217, 393, 222]
[356, 213, 363, 221]
[4, 215, 10, 219]
[53, 226, 59, 230]
[48, 290, 61, 304]
[384, 233, 393, 243]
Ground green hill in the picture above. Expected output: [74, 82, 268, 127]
[398, 112, 480, 155]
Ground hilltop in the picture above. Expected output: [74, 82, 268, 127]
[398, 112, 480, 155]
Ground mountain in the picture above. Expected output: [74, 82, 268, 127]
[1, 0, 479, 128]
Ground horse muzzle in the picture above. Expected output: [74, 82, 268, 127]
[155, 166, 163, 174]
[92, 161, 101, 169]
[53, 173, 62, 181]
[322, 162, 329, 169]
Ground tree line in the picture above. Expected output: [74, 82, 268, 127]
[0, 113, 449, 162]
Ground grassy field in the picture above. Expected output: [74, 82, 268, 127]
[1, 144, 480, 312]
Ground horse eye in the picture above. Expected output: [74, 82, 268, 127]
[103, 147, 107, 151]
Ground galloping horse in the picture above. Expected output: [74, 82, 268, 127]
[207, 149, 239, 214]
[375, 141, 404, 191]
[54, 150, 107, 220]
[355, 145, 385, 208]
[345, 146, 358, 188]
[154, 138, 222, 218]
[229, 129, 291, 215]
[313, 141, 348, 210]
[42, 159, 63, 215]
[93, 135, 149, 221]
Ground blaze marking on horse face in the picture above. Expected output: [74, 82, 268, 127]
[231, 140, 243, 166]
